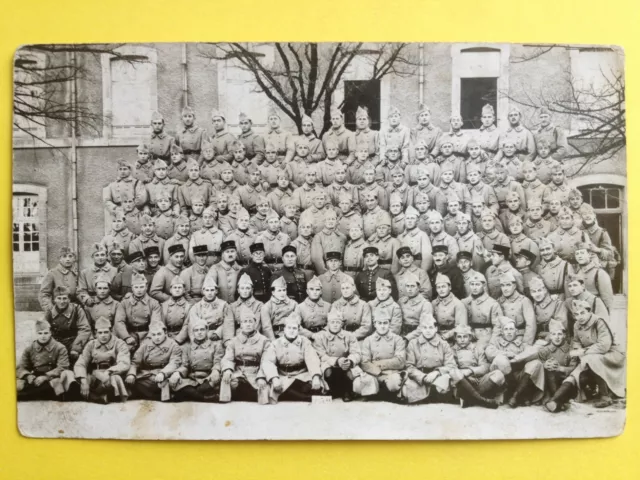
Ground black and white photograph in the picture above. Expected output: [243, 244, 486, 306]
[12, 42, 626, 440]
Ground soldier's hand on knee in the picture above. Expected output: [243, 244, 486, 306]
[222, 370, 232, 384]
[125, 374, 136, 385]
[256, 378, 267, 389]
[169, 372, 181, 388]
[208, 371, 221, 386]
[424, 371, 439, 385]
[80, 379, 90, 398]
[34, 376, 48, 387]
[271, 377, 283, 393]
[17, 379, 25, 392]
[311, 376, 322, 391]
[26, 374, 36, 385]
[155, 373, 166, 384]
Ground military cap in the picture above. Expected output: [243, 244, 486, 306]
[417, 103, 431, 117]
[348, 223, 363, 232]
[455, 213, 471, 223]
[154, 159, 168, 170]
[267, 104, 281, 119]
[170, 143, 184, 155]
[435, 272, 451, 286]
[548, 318, 566, 333]
[389, 193, 403, 206]
[467, 138, 479, 148]
[439, 140, 454, 150]
[492, 244, 510, 257]
[148, 319, 166, 333]
[446, 194, 461, 204]
[54, 285, 71, 297]
[390, 165, 405, 177]
[246, 164, 260, 175]
[168, 244, 186, 256]
[150, 111, 164, 122]
[471, 195, 486, 206]
[203, 276, 218, 289]
[170, 275, 186, 287]
[175, 214, 190, 226]
[574, 242, 591, 252]
[482, 104, 495, 116]
[308, 276, 322, 289]
[420, 314, 438, 328]
[413, 139, 429, 150]
[330, 107, 344, 118]
[413, 192, 430, 204]
[325, 137, 340, 149]
[191, 245, 208, 256]
[480, 208, 496, 220]
[363, 246, 379, 256]
[508, 215, 524, 226]
[117, 159, 132, 170]
[131, 272, 147, 286]
[156, 190, 172, 202]
[126, 251, 144, 264]
[143, 246, 160, 257]
[403, 271, 421, 286]
[284, 313, 302, 327]
[356, 106, 369, 119]
[457, 251, 472, 261]
[271, 276, 287, 290]
[94, 317, 112, 331]
[109, 242, 124, 255]
[201, 205, 216, 217]
[210, 108, 225, 120]
[338, 193, 353, 205]
[325, 251, 342, 261]
[427, 210, 443, 222]
[499, 271, 517, 284]
[505, 191, 521, 201]
[238, 273, 253, 287]
[91, 243, 108, 256]
[327, 309, 345, 323]
[516, 248, 537, 263]
[300, 113, 314, 124]
[283, 201, 297, 210]
[220, 240, 237, 253]
[112, 207, 126, 221]
[140, 214, 155, 225]
[362, 161, 376, 173]
[550, 161, 564, 173]
[277, 169, 291, 181]
[376, 277, 392, 289]
[528, 276, 547, 290]
[238, 208, 251, 221]
[190, 318, 208, 333]
[201, 139, 214, 152]
[538, 106, 551, 116]
[508, 105, 522, 115]
[454, 324, 473, 336]
[404, 205, 419, 219]
[538, 237, 555, 249]
[238, 112, 251, 122]
[385, 143, 401, 152]
[186, 158, 200, 170]
[387, 106, 401, 117]
[94, 272, 112, 286]
[469, 272, 487, 284]
[181, 105, 195, 116]
[137, 143, 150, 153]
[567, 272, 586, 284]
[497, 316, 516, 328]
[220, 164, 234, 174]
[35, 318, 51, 332]
[536, 138, 551, 148]
[571, 299, 592, 312]
[396, 246, 413, 259]
[466, 163, 482, 174]
[432, 245, 449, 255]
[295, 136, 310, 148]
[250, 243, 265, 253]
[282, 245, 297, 256]
[558, 206, 574, 219]
[59, 246, 75, 257]
[527, 199, 543, 209]
[341, 275, 356, 287]
[377, 215, 391, 228]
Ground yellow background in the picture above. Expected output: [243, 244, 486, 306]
[0, 1, 636, 478]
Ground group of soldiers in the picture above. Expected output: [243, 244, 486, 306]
[18, 101, 625, 411]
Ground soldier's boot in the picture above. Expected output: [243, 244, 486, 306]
[594, 378, 614, 408]
[507, 373, 532, 408]
[457, 378, 499, 409]
[88, 391, 109, 404]
[545, 381, 576, 413]
[545, 370, 561, 398]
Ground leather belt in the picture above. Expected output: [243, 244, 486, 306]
[279, 363, 305, 373]
[306, 324, 325, 333]
[90, 362, 113, 370]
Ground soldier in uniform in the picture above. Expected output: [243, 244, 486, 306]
[531, 139, 557, 185]
[368, 277, 403, 336]
[174, 106, 206, 160]
[542, 162, 572, 207]
[170, 317, 223, 402]
[318, 252, 351, 304]
[581, 206, 618, 278]
[16, 319, 74, 401]
[167, 144, 189, 184]
[177, 159, 214, 215]
[547, 207, 584, 262]
[397, 271, 433, 342]
[494, 106, 536, 163]
[528, 276, 569, 345]
[428, 245, 466, 301]
[474, 104, 500, 159]
[77, 243, 118, 309]
[342, 224, 368, 278]
[513, 248, 540, 298]
[237, 167, 267, 216]
[497, 271, 536, 346]
[462, 272, 503, 348]
[521, 161, 546, 208]
[228, 273, 265, 341]
[410, 103, 441, 158]
[455, 213, 485, 272]
[261, 276, 301, 341]
[163, 214, 191, 266]
[394, 246, 432, 299]
[39, 246, 78, 313]
[149, 244, 186, 303]
[298, 276, 332, 339]
[379, 106, 410, 164]
[322, 107, 356, 165]
[290, 220, 314, 276]
[103, 160, 148, 216]
[153, 193, 178, 240]
[224, 209, 256, 267]
[361, 189, 391, 240]
[74, 317, 130, 403]
[209, 109, 237, 164]
[265, 106, 293, 163]
[255, 212, 291, 272]
[534, 107, 568, 161]
[397, 206, 432, 272]
[508, 216, 540, 267]
[107, 241, 127, 274]
[570, 243, 615, 313]
[523, 200, 554, 245]
[407, 149, 441, 193]
[160, 276, 191, 341]
[125, 319, 182, 401]
[299, 189, 334, 235]
[280, 201, 299, 243]
[146, 160, 179, 215]
[355, 246, 399, 302]
[85, 273, 120, 332]
[449, 324, 502, 409]
[485, 244, 524, 299]
[148, 111, 175, 163]
[205, 240, 241, 304]
[565, 273, 609, 324]
[457, 251, 482, 299]
[535, 237, 570, 298]
[238, 243, 273, 304]
[134, 143, 154, 184]
[101, 208, 135, 257]
[389, 194, 405, 238]
[114, 273, 163, 351]
[329, 276, 373, 342]
[353, 106, 380, 166]
[367, 217, 401, 274]
[144, 246, 162, 284]
[402, 315, 456, 404]
[465, 164, 499, 215]
[492, 162, 526, 212]
[427, 211, 459, 263]
[237, 112, 266, 165]
[180, 245, 209, 305]
[271, 245, 312, 303]
[128, 214, 166, 264]
[336, 192, 362, 238]
[314, 310, 362, 402]
[431, 272, 468, 343]
[290, 168, 323, 212]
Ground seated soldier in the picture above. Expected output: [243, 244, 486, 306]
[38, 246, 78, 314]
[485, 317, 544, 408]
[535, 237, 570, 298]
[497, 271, 536, 346]
[101, 209, 135, 258]
[431, 272, 468, 343]
[144, 246, 162, 284]
[228, 273, 264, 343]
[402, 315, 456, 404]
[85, 273, 119, 333]
[220, 308, 277, 404]
[523, 200, 554, 245]
[17, 319, 75, 401]
[271, 245, 312, 303]
[462, 272, 503, 348]
[476, 207, 510, 256]
[179, 245, 210, 305]
[249, 196, 278, 233]
[280, 201, 299, 241]
[369, 277, 403, 336]
[318, 251, 352, 304]
[161, 276, 192, 342]
[355, 315, 407, 402]
[450, 324, 501, 409]
[44, 286, 91, 366]
[74, 317, 130, 404]
[128, 214, 166, 264]
[329, 275, 372, 341]
[565, 273, 609, 325]
[269, 315, 324, 403]
[544, 299, 625, 412]
[547, 207, 583, 262]
[261, 276, 301, 341]
[513, 248, 539, 297]
[238, 243, 273, 304]
[114, 273, 163, 352]
[107, 242, 127, 273]
[298, 276, 331, 339]
[314, 310, 362, 402]
[170, 318, 224, 403]
[454, 213, 485, 273]
[395, 246, 432, 300]
[389, 194, 406, 238]
[125, 319, 182, 401]
[499, 191, 526, 234]
[399, 272, 434, 342]
[299, 190, 335, 237]
[428, 245, 466, 300]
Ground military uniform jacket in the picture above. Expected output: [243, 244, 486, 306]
[230, 159, 255, 186]
[291, 183, 324, 212]
[474, 124, 500, 157]
[163, 234, 191, 267]
[438, 181, 471, 214]
[466, 182, 499, 214]
[355, 266, 399, 302]
[535, 255, 569, 295]
[272, 335, 322, 389]
[177, 338, 224, 387]
[329, 295, 373, 340]
[161, 296, 191, 336]
[443, 211, 464, 237]
[103, 177, 148, 213]
[129, 235, 166, 264]
[229, 297, 264, 339]
[318, 158, 341, 187]
[298, 297, 332, 338]
[462, 292, 503, 330]
[362, 205, 391, 241]
[223, 229, 256, 265]
[342, 237, 368, 274]
[411, 123, 441, 156]
[78, 264, 118, 306]
[209, 128, 237, 163]
[318, 270, 351, 304]
[111, 266, 147, 301]
[128, 336, 182, 379]
[398, 227, 433, 272]
[368, 297, 403, 336]
[85, 296, 119, 330]
[497, 125, 536, 162]
[154, 210, 177, 240]
[322, 125, 356, 164]
[237, 184, 267, 215]
[572, 315, 622, 355]
[249, 211, 273, 233]
[261, 297, 301, 340]
[406, 334, 456, 382]
[430, 231, 459, 263]
[571, 262, 614, 312]
[390, 213, 405, 238]
[302, 205, 337, 236]
[395, 266, 432, 300]
[432, 294, 468, 335]
[261, 162, 285, 189]
[148, 132, 175, 161]
[134, 160, 154, 184]
[485, 335, 525, 363]
[313, 329, 361, 371]
[548, 227, 583, 262]
[285, 157, 311, 187]
[367, 234, 401, 274]
[178, 297, 234, 345]
[114, 294, 163, 341]
[101, 229, 135, 257]
[178, 178, 214, 213]
[406, 162, 442, 191]
[359, 184, 389, 215]
[266, 128, 292, 158]
[271, 266, 311, 303]
[218, 212, 238, 236]
[267, 188, 294, 216]
[523, 218, 554, 244]
[522, 178, 546, 208]
[536, 342, 576, 370]
[221, 331, 278, 388]
[216, 179, 240, 198]
[492, 177, 526, 209]
[510, 233, 540, 265]
[74, 336, 131, 379]
[337, 210, 364, 238]
[533, 294, 569, 339]
[542, 182, 571, 207]
[452, 342, 490, 377]
[435, 153, 467, 184]
[44, 303, 91, 356]
[238, 130, 266, 164]
[455, 230, 486, 272]
[329, 182, 359, 208]
[486, 260, 525, 297]
[534, 124, 568, 161]
[167, 160, 189, 184]
[256, 230, 292, 266]
[189, 212, 204, 233]
[347, 159, 369, 185]
[361, 332, 406, 376]
[238, 262, 272, 304]
[146, 178, 178, 209]
[290, 236, 313, 270]
[206, 262, 241, 304]
[39, 264, 78, 313]
[399, 294, 434, 339]
[355, 127, 381, 165]
[149, 264, 182, 303]
[380, 124, 411, 163]
[532, 156, 556, 184]
[17, 339, 70, 379]
[175, 125, 206, 156]
[428, 264, 467, 301]
[124, 209, 144, 236]
[498, 291, 536, 345]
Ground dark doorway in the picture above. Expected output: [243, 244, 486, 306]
[460, 77, 497, 130]
[344, 80, 381, 131]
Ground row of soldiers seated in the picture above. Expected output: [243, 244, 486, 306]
[22, 236, 623, 409]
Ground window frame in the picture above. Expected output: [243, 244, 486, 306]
[12, 184, 48, 278]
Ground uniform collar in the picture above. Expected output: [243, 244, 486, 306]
[55, 264, 77, 276]
[151, 132, 167, 139]
[95, 296, 114, 305]
[51, 304, 73, 318]
[418, 334, 443, 346]
[537, 124, 555, 133]
[416, 123, 435, 131]
[479, 124, 496, 132]
[507, 125, 524, 132]
[186, 178, 204, 186]
[213, 128, 229, 138]
[131, 294, 149, 305]
[168, 296, 187, 306]
[239, 129, 254, 138]
[182, 125, 199, 133]
[95, 336, 116, 350]
[536, 294, 553, 309]
[34, 340, 55, 352]
[92, 264, 112, 273]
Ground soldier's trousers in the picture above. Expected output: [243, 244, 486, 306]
[232, 378, 259, 402]
[278, 379, 313, 402]
[324, 367, 352, 397]
[173, 383, 218, 402]
[132, 378, 162, 400]
[17, 383, 57, 401]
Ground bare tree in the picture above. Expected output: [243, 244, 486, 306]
[508, 47, 625, 175]
[14, 44, 147, 144]
[199, 42, 420, 135]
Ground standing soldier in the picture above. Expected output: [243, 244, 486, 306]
[147, 160, 179, 215]
[529, 276, 569, 345]
[495, 106, 536, 163]
[209, 109, 237, 164]
[434, 115, 469, 170]
[329, 275, 373, 339]
[101, 209, 135, 257]
[228, 273, 265, 341]
[128, 214, 166, 264]
[354, 106, 380, 166]
[427, 211, 459, 263]
[285, 114, 325, 164]
[367, 218, 401, 274]
[310, 210, 346, 274]
[85, 273, 120, 332]
[497, 272, 537, 346]
[570, 243, 615, 313]
[111, 251, 147, 301]
[474, 104, 500, 159]
[397, 206, 433, 272]
[455, 213, 486, 272]
[342, 224, 368, 278]
[462, 272, 503, 348]
[160, 276, 192, 340]
[380, 106, 410, 165]
[398, 273, 434, 343]
[271, 245, 312, 303]
[394, 247, 432, 299]
[255, 212, 291, 272]
[188, 206, 224, 266]
[237, 112, 266, 165]
[523, 201, 554, 245]
[322, 107, 356, 165]
[368, 277, 403, 336]
[290, 220, 315, 277]
[547, 207, 584, 262]
[103, 160, 148, 215]
[175, 106, 206, 159]
[534, 107, 568, 161]
[39, 246, 78, 314]
[206, 240, 241, 304]
[77, 243, 118, 309]
[225, 209, 258, 267]
[581, 206, 618, 278]
[180, 245, 210, 305]
[134, 143, 154, 184]
[317, 251, 351, 304]
[149, 244, 186, 303]
[265, 105, 293, 163]
[431, 273, 468, 342]
[178, 159, 214, 215]
[148, 111, 175, 163]
[238, 243, 273, 304]
[410, 104, 441, 158]
[535, 237, 570, 298]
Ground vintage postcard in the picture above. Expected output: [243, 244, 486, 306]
[12, 42, 626, 440]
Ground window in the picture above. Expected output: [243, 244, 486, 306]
[102, 46, 158, 137]
[344, 80, 381, 131]
[13, 50, 47, 139]
[13, 194, 41, 274]
[451, 45, 510, 129]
